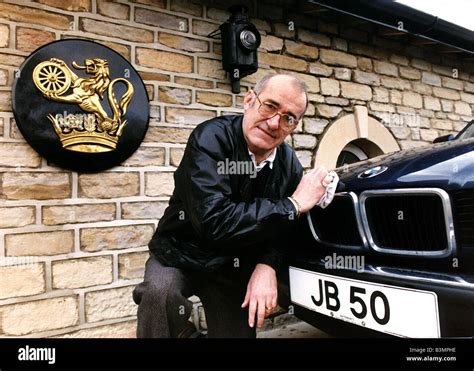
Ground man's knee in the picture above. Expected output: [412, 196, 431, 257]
[132, 284, 143, 305]
[133, 280, 165, 306]
[134, 266, 192, 309]
[134, 280, 174, 306]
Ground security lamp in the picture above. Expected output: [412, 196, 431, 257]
[218, 5, 261, 94]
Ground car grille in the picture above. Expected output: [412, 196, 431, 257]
[362, 192, 449, 253]
[451, 189, 474, 248]
[306, 188, 455, 257]
[308, 193, 363, 248]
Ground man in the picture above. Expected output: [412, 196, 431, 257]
[133, 73, 334, 338]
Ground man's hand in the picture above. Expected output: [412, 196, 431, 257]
[291, 166, 334, 213]
[241, 263, 278, 328]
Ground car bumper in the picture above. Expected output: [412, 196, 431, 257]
[290, 259, 474, 338]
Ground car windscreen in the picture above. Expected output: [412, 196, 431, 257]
[457, 121, 474, 140]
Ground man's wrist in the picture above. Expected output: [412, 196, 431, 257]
[288, 196, 301, 218]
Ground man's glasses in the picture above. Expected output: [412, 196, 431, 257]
[254, 92, 300, 132]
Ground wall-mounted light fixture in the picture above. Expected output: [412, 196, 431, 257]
[210, 5, 261, 94]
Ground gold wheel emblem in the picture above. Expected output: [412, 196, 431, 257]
[33, 61, 72, 95]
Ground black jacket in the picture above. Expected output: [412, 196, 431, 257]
[149, 115, 304, 272]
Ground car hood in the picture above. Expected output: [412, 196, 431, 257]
[336, 138, 474, 192]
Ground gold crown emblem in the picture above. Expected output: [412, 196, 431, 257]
[33, 58, 134, 153]
[46, 112, 122, 153]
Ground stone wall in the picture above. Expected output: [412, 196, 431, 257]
[0, 0, 473, 337]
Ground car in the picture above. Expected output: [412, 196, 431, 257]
[289, 120, 474, 338]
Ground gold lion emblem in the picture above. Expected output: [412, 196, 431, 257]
[33, 58, 134, 153]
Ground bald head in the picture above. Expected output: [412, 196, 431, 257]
[253, 73, 309, 116]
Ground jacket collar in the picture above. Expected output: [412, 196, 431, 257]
[234, 115, 282, 195]
[248, 148, 277, 170]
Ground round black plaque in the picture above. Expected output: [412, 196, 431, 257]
[12, 39, 149, 172]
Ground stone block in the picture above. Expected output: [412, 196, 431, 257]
[0, 3, 73, 30]
[135, 7, 187, 31]
[136, 48, 193, 73]
[78, 173, 139, 198]
[0, 206, 35, 228]
[119, 251, 149, 279]
[285, 40, 318, 59]
[320, 78, 340, 96]
[121, 201, 168, 220]
[0, 296, 78, 335]
[158, 32, 208, 53]
[85, 286, 136, 323]
[340, 81, 372, 100]
[5, 231, 74, 256]
[1, 172, 70, 200]
[145, 172, 175, 196]
[97, 0, 129, 20]
[144, 127, 192, 144]
[165, 108, 215, 126]
[80, 18, 152, 42]
[52, 256, 113, 289]
[80, 225, 154, 252]
[122, 146, 166, 167]
[320, 49, 357, 68]
[43, 203, 116, 225]
[0, 263, 45, 300]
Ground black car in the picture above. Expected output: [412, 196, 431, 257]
[290, 120, 474, 338]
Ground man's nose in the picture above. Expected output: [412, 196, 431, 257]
[266, 114, 280, 130]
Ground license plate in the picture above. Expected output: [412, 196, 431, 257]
[289, 267, 440, 338]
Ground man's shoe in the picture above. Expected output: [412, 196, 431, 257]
[189, 330, 206, 338]
[176, 321, 197, 338]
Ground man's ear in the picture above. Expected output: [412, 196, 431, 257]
[289, 120, 301, 134]
[243, 90, 254, 110]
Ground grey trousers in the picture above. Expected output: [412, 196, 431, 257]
[132, 253, 290, 338]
